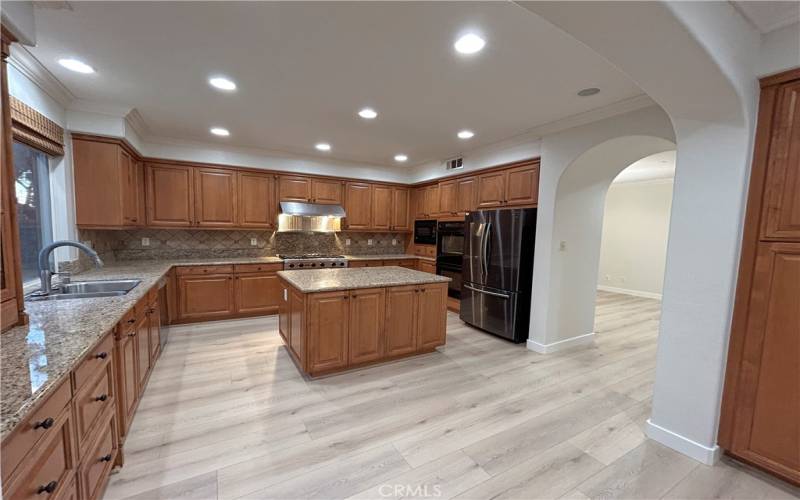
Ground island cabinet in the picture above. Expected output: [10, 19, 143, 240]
[279, 275, 447, 377]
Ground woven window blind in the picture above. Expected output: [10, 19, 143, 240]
[10, 96, 64, 156]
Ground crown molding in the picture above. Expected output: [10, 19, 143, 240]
[7, 44, 75, 108]
[124, 108, 149, 142]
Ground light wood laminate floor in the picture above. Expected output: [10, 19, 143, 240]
[104, 292, 799, 500]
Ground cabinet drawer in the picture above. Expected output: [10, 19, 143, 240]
[234, 263, 283, 273]
[1, 379, 72, 483]
[175, 265, 233, 276]
[77, 410, 116, 500]
[382, 259, 403, 267]
[3, 407, 75, 500]
[413, 245, 436, 257]
[73, 362, 115, 454]
[72, 333, 113, 393]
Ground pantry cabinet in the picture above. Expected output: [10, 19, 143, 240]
[146, 163, 195, 227]
[194, 167, 237, 227]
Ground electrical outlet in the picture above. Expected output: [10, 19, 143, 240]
[392, 239, 397, 246]
[559, 241, 567, 251]
[605, 274, 611, 281]
[141, 237, 150, 247]
[250, 238, 258, 246]
[346, 238, 351, 246]
[368, 239, 374, 246]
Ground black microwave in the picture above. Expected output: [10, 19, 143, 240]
[414, 219, 437, 245]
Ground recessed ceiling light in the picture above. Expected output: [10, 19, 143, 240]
[394, 154, 408, 162]
[58, 58, 95, 74]
[210, 127, 230, 136]
[457, 130, 475, 140]
[358, 108, 378, 119]
[315, 143, 331, 151]
[454, 34, 486, 55]
[209, 77, 237, 91]
[577, 87, 600, 97]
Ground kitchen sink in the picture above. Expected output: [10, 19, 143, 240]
[26, 279, 142, 301]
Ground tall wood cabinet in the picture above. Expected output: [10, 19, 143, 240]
[719, 68, 800, 486]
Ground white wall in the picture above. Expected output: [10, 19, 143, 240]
[757, 22, 800, 77]
[598, 179, 674, 298]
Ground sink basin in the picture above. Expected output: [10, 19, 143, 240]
[26, 279, 142, 301]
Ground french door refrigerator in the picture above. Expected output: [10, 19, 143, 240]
[460, 208, 537, 343]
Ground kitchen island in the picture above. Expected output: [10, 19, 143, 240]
[278, 267, 450, 377]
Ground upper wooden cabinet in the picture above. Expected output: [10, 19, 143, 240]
[438, 177, 477, 216]
[423, 184, 440, 217]
[438, 180, 458, 215]
[312, 179, 343, 204]
[237, 172, 275, 228]
[278, 175, 312, 202]
[762, 80, 800, 241]
[476, 162, 539, 208]
[344, 182, 372, 230]
[371, 185, 393, 231]
[146, 163, 194, 227]
[194, 168, 237, 227]
[412, 188, 426, 220]
[391, 187, 411, 231]
[74, 139, 144, 227]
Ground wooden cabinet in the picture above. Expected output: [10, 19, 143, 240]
[412, 188, 426, 220]
[391, 187, 411, 230]
[424, 184, 440, 217]
[385, 286, 418, 357]
[146, 163, 194, 227]
[73, 139, 143, 228]
[312, 179, 343, 204]
[477, 163, 539, 208]
[134, 312, 150, 394]
[456, 177, 477, 213]
[371, 185, 393, 231]
[115, 322, 138, 438]
[476, 171, 507, 208]
[417, 284, 448, 350]
[307, 291, 350, 373]
[348, 288, 385, 364]
[76, 411, 116, 500]
[194, 167, 237, 227]
[344, 182, 372, 230]
[238, 172, 275, 228]
[235, 272, 281, 315]
[438, 180, 458, 215]
[418, 260, 436, 274]
[147, 300, 161, 363]
[279, 175, 312, 202]
[72, 361, 114, 455]
[289, 287, 305, 363]
[177, 273, 235, 321]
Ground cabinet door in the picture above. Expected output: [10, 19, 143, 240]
[728, 243, 800, 482]
[371, 185, 393, 230]
[146, 164, 194, 226]
[120, 149, 139, 225]
[385, 286, 417, 357]
[348, 288, 385, 364]
[307, 291, 349, 373]
[505, 164, 539, 206]
[116, 331, 138, 435]
[438, 180, 458, 215]
[344, 182, 372, 230]
[289, 287, 305, 363]
[456, 176, 477, 213]
[312, 179, 343, 204]
[412, 188, 427, 219]
[417, 284, 447, 350]
[476, 171, 506, 208]
[418, 260, 437, 274]
[178, 275, 235, 321]
[235, 272, 281, 315]
[77, 410, 116, 500]
[194, 168, 237, 227]
[148, 302, 161, 362]
[135, 313, 150, 392]
[278, 284, 290, 343]
[279, 175, 312, 202]
[391, 187, 411, 231]
[424, 185, 440, 216]
[238, 172, 275, 228]
[72, 139, 125, 227]
[762, 81, 800, 241]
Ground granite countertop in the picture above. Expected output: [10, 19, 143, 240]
[278, 266, 451, 293]
[344, 254, 418, 261]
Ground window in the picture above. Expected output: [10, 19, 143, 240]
[12, 141, 53, 283]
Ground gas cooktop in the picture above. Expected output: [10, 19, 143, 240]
[279, 254, 348, 270]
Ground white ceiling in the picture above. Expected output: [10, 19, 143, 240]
[28, 1, 643, 167]
[731, 1, 800, 33]
[613, 150, 676, 184]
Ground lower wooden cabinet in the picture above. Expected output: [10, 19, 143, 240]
[418, 260, 436, 274]
[177, 274, 235, 321]
[235, 272, 281, 315]
[417, 285, 448, 349]
[135, 312, 150, 393]
[115, 326, 138, 439]
[348, 288, 385, 364]
[385, 286, 418, 357]
[76, 410, 116, 500]
[307, 290, 350, 373]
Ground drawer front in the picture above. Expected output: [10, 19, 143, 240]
[175, 265, 234, 276]
[78, 411, 116, 500]
[399, 261, 417, 269]
[234, 263, 283, 273]
[72, 333, 113, 392]
[1, 379, 72, 483]
[74, 362, 115, 453]
[4, 408, 75, 500]
[382, 259, 403, 267]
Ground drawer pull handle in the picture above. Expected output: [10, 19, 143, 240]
[95, 394, 108, 402]
[128, 332, 136, 337]
[37, 481, 58, 494]
[100, 454, 113, 462]
[34, 417, 54, 430]
[126, 318, 136, 324]
[94, 352, 108, 359]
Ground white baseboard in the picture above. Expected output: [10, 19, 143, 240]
[645, 418, 720, 465]
[598, 285, 662, 300]
[527, 332, 596, 354]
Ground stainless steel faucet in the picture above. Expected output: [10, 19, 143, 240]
[38, 240, 104, 294]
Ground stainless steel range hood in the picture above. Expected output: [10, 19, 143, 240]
[279, 201, 346, 218]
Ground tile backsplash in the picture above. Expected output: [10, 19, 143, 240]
[74, 228, 408, 267]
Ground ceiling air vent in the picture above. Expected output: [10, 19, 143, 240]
[446, 157, 464, 170]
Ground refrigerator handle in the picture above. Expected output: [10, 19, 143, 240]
[464, 284, 509, 299]
[482, 222, 492, 280]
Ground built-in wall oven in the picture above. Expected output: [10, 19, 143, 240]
[414, 219, 437, 245]
[436, 221, 465, 300]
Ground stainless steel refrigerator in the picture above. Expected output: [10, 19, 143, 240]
[460, 208, 537, 343]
